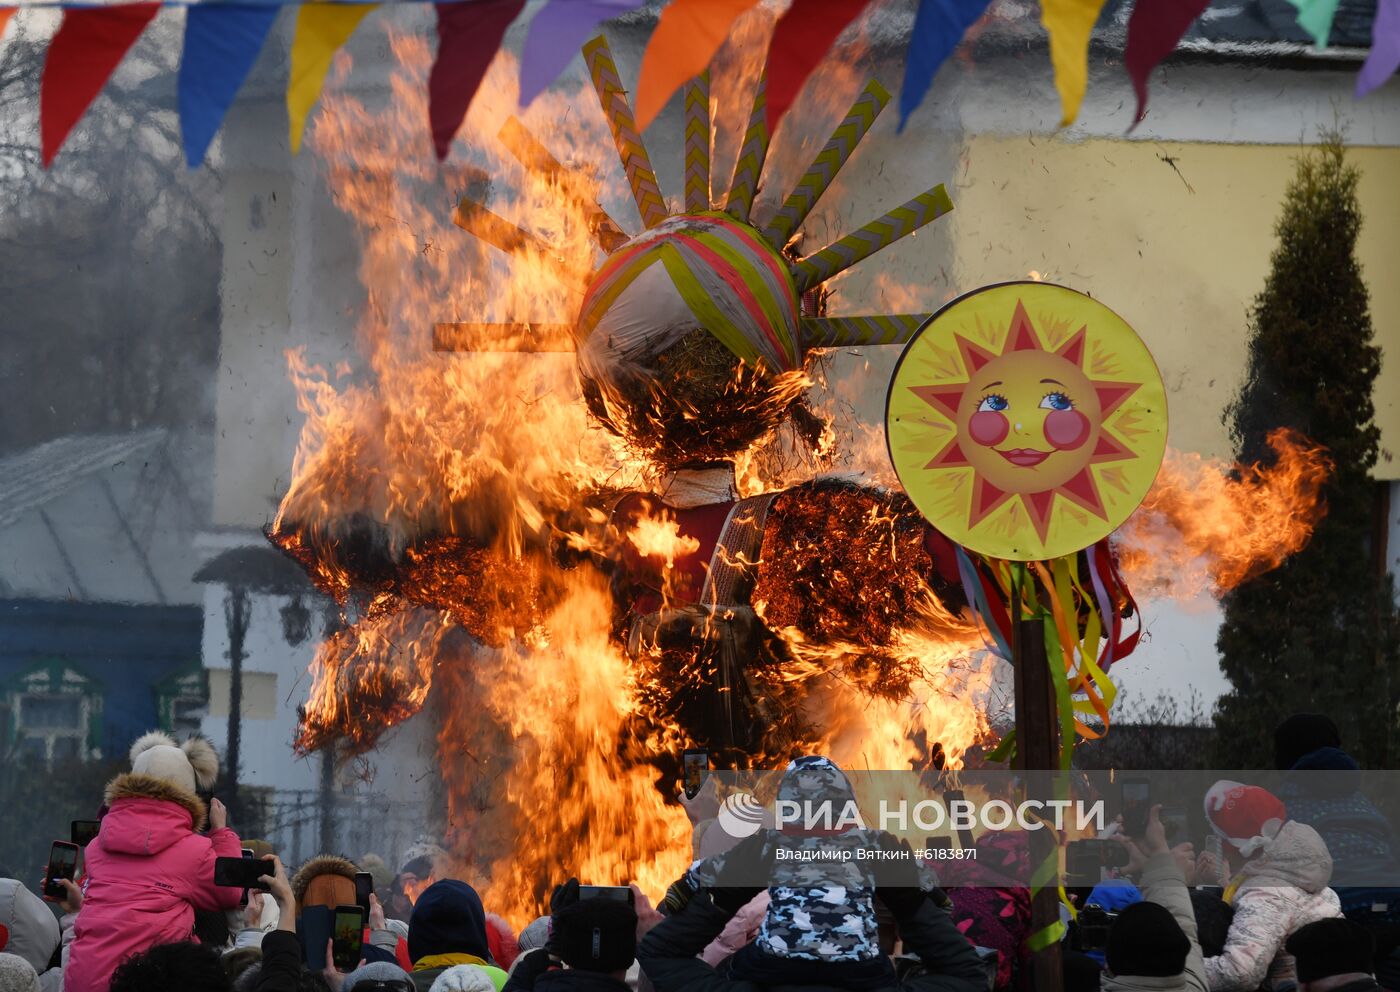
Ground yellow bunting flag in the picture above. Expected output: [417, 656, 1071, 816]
[287, 2, 377, 153]
[1040, 0, 1109, 126]
[635, 0, 761, 131]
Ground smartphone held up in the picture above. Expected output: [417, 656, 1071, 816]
[70, 820, 100, 848]
[682, 748, 709, 800]
[332, 905, 366, 970]
[43, 841, 80, 900]
[213, 856, 276, 890]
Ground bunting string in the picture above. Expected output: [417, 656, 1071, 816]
[5, 0, 1390, 177]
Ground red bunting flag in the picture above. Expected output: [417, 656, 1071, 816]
[41, 3, 160, 167]
[428, 0, 526, 160]
[1124, 0, 1211, 123]
[766, 0, 873, 134]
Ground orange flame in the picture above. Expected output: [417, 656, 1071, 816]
[1118, 428, 1331, 597]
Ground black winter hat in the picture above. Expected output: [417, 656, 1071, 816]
[550, 898, 638, 973]
[408, 880, 491, 964]
[1286, 918, 1375, 982]
[1274, 712, 1342, 770]
[1105, 902, 1190, 978]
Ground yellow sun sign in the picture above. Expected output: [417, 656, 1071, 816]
[886, 282, 1167, 561]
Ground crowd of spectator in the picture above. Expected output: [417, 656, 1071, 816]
[1, 714, 1396, 992]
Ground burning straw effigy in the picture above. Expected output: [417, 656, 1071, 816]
[267, 30, 1328, 920]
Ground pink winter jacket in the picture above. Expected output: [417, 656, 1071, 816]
[64, 773, 243, 992]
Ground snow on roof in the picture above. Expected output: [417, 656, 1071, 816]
[0, 429, 167, 531]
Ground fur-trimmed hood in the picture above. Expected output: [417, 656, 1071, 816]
[104, 772, 208, 832]
[292, 854, 360, 909]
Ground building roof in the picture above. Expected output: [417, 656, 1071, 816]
[0, 430, 168, 531]
[856, 0, 1376, 59]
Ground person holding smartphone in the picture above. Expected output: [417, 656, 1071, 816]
[65, 731, 244, 992]
[1108, 805, 1208, 992]
[504, 879, 640, 992]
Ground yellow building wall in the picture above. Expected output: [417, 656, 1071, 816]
[948, 137, 1400, 476]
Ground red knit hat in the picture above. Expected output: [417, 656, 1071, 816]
[1204, 780, 1286, 857]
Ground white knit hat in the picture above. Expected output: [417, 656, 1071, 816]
[0, 953, 40, 992]
[129, 731, 220, 794]
[429, 965, 497, 992]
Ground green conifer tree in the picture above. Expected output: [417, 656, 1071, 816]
[1213, 135, 1399, 768]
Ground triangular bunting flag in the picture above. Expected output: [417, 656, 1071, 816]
[41, 3, 160, 167]
[0, 8, 15, 41]
[180, 4, 280, 167]
[519, 0, 648, 108]
[1286, 0, 1341, 47]
[1124, 0, 1211, 123]
[1041, 0, 1110, 126]
[1356, 0, 1400, 96]
[287, 2, 377, 154]
[765, 0, 873, 134]
[635, 0, 761, 131]
[429, 0, 526, 160]
[897, 0, 993, 130]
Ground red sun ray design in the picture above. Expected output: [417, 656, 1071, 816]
[955, 334, 998, 374]
[925, 440, 970, 469]
[969, 475, 1015, 528]
[1056, 326, 1087, 366]
[1056, 467, 1108, 519]
[1024, 489, 1056, 543]
[1095, 382, 1140, 418]
[906, 295, 1146, 551]
[909, 384, 963, 421]
[1006, 301, 1040, 352]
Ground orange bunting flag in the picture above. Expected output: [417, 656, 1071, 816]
[635, 0, 761, 131]
[1040, 0, 1110, 126]
[41, 3, 159, 167]
[0, 8, 15, 41]
[428, 0, 527, 160]
[766, 0, 873, 134]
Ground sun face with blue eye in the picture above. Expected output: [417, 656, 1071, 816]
[887, 286, 1166, 560]
[952, 344, 1102, 485]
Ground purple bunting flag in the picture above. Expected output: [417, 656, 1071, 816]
[1356, 0, 1400, 96]
[519, 0, 648, 108]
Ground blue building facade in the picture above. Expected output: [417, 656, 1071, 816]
[0, 598, 205, 763]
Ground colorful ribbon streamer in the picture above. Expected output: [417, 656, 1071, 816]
[953, 540, 1138, 768]
[179, 4, 278, 167]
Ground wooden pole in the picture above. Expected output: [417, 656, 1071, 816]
[1012, 577, 1065, 992]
